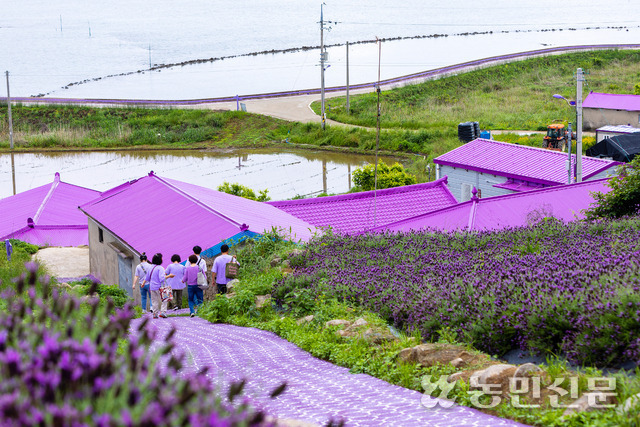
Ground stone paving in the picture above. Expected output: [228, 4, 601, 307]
[132, 311, 528, 427]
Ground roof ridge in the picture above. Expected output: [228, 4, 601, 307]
[151, 173, 246, 230]
[32, 172, 61, 225]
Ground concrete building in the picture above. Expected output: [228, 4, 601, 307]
[595, 125, 640, 143]
[434, 138, 620, 202]
[583, 92, 640, 130]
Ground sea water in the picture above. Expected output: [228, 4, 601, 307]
[3, 0, 640, 99]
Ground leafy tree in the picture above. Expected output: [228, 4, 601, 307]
[634, 83, 640, 95]
[584, 156, 640, 219]
[352, 161, 417, 191]
[217, 182, 271, 202]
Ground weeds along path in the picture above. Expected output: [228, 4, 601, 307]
[131, 312, 527, 427]
[6, 44, 640, 128]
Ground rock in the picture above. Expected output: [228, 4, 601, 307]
[270, 256, 282, 267]
[479, 364, 517, 384]
[396, 343, 485, 368]
[289, 248, 304, 258]
[450, 357, 465, 368]
[226, 279, 239, 291]
[225, 292, 237, 299]
[282, 259, 290, 268]
[352, 317, 368, 327]
[398, 348, 414, 363]
[255, 295, 271, 308]
[618, 392, 640, 414]
[447, 372, 465, 383]
[362, 331, 396, 344]
[513, 363, 543, 378]
[563, 392, 617, 417]
[325, 319, 351, 328]
[336, 330, 350, 337]
[55, 282, 72, 288]
[296, 315, 314, 325]
[469, 370, 484, 388]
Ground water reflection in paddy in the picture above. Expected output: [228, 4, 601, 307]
[0, 148, 400, 200]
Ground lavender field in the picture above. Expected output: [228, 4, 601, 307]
[277, 218, 640, 367]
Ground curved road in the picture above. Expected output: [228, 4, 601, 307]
[6, 44, 640, 127]
[133, 311, 527, 427]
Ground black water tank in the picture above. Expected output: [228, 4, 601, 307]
[458, 122, 475, 143]
[473, 121, 480, 139]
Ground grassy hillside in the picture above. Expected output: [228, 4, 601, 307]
[315, 49, 640, 132]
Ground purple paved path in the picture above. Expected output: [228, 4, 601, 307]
[131, 312, 527, 427]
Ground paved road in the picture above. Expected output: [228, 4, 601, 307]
[132, 312, 527, 427]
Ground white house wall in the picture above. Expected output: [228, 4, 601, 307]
[440, 165, 512, 202]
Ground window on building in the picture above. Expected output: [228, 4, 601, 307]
[98, 228, 104, 243]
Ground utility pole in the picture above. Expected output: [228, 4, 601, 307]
[346, 41, 350, 113]
[373, 38, 382, 227]
[6, 71, 16, 195]
[576, 68, 584, 182]
[320, 4, 326, 130]
[566, 123, 573, 184]
[6, 71, 13, 150]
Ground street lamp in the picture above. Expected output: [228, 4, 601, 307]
[553, 93, 581, 184]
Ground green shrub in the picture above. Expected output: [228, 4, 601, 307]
[352, 161, 417, 191]
[217, 182, 270, 202]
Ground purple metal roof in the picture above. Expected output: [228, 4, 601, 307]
[376, 178, 611, 233]
[434, 138, 621, 185]
[583, 92, 640, 111]
[0, 173, 100, 246]
[267, 177, 458, 234]
[79, 172, 316, 260]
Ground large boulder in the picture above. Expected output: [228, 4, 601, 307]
[398, 343, 486, 369]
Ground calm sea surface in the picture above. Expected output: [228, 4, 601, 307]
[3, 0, 640, 99]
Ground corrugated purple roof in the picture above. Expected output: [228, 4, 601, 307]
[267, 177, 458, 234]
[434, 138, 620, 185]
[0, 173, 100, 246]
[583, 92, 640, 111]
[79, 173, 315, 261]
[376, 178, 611, 233]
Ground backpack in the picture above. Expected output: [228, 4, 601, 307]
[225, 257, 239, 279]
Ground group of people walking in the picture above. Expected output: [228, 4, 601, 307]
[132, 244, 238, 319]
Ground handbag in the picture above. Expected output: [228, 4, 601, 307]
[225, 257, 239, 279]
[197, 269, 209, 290]
[160, 284, 173, 302]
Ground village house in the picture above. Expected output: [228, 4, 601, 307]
[583, 92, 640, 130]
[0, 172, 100, 247]
[373, 178, 611, 233]
[78, 172, 315, 300]
[434, 138, 620, 202]
[267, 177, 458, 234]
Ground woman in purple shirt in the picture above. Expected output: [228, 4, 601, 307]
[183, 254, 204, 318]
[143, 253, 169, 319]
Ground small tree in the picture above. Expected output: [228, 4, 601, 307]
[352, 161, 417, 191]
[634, 83, 640, 95]
[217, 182, 271, 202]
[584, 156, 640, 219]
